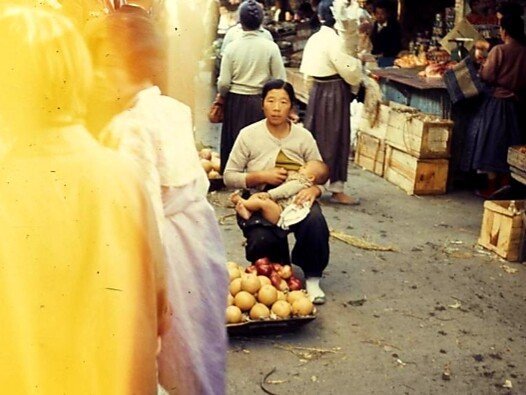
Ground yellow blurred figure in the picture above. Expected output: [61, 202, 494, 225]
[0, 5, 169, 394]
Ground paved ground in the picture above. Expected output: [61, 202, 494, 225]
[207, 163, 526, 395]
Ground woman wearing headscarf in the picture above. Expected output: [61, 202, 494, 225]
[218, 0, 286, 172]
[462, 15, 526, 197]
[300, 0, 363, 205]
[87, 7, 228, 395]
[0, 5, 169, 394]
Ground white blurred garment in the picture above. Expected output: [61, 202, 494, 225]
[100, 86, 228, 395]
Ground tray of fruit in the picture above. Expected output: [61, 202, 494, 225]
[225, 259, 317, 335]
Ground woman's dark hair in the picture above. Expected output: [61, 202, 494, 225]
[500, 14, 526, 44]
[262, 79, 296, 103]
[239, 0, 264, 30]
[373, 0, 396, 16]
[497, 1, 524, 17]
[317, 0, 335, 27]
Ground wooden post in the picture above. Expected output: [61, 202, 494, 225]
[455, 0, 466, 24]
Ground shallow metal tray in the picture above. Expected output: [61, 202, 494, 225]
[226, 315, 316, 336]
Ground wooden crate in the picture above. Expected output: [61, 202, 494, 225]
[508, 145, 526, 172]
[478, 200, 526, 261]
[355, 132, 385, 176]
[384, 146, 449, 195]
[386, 104, 453, 159]
[357, 104, 391, 140]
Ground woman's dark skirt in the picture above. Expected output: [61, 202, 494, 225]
[461, 94, 524, 173]
[220, 92, 264, 172]
[304, 78, 352, 183]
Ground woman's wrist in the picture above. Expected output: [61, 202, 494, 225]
[245, 171, 265, 187]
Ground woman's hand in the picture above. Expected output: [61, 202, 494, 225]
[262, 167, 288, 186]
[294, 185, 321, 205]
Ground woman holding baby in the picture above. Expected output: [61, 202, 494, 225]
[224, 79, 330, 304]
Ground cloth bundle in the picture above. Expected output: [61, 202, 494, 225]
[443, 57, 486, 103]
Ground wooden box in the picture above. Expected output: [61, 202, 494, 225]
[478, 200, 526, 261]
[508, 146, 526, 184]
[386, 104, 453, 159]
[384, 146, 449, 195]
[355, 132, 386, 176]
[357, 104, 391, 140]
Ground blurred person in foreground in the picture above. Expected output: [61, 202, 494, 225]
[0, 4, 169, 394]
[87, 6, 228, 395]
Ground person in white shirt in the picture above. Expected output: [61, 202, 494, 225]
[217, 0, 286, 172]
[220, 23, 274, 55]
[300, 0, 363, 205]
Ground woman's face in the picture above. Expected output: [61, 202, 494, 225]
[263, 88, 292, 126]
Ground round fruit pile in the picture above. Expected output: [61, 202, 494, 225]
[226, 258, 315, 324]
[198, 148, 221, 180]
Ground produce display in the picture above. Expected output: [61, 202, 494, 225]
[198, 148, 221, 180]
[417, 61, 457, 78]
[225, 258, 316, 325]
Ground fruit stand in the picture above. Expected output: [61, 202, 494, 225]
[225, 259, 317, 335]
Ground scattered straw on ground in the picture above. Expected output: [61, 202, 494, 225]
[330, 230, 398, 252]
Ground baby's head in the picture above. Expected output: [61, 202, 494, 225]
[299, 160, 330, 185]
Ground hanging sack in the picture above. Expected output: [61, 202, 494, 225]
[443, 57, 485, 104]
[208, 94, 225, 123]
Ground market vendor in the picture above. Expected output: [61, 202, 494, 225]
[461, 15, 526, 198]
[300, 0, 363, 205]
[217, 0, 286, 173]
[466, 0, 499, 25]
[370, 0, 401, 67]
[224, 79, 330, 305]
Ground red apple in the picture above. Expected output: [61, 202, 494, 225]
[254, 257, 270, 267]
[287, 276, 302, 291]
[256, 263, 273, 276]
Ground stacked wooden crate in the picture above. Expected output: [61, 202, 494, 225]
[478, 200, 526, 261]
[383, 103, 453, 195]
[354, 104, 390, 177]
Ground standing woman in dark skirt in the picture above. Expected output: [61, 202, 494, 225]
[461, 15, 526, 197]
[300, 0, 363, 204]
[217, 0, 286, 172]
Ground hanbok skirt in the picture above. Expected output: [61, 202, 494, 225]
[157, 180, 228, 395]
[461, 95, 523, 173]
[220, 92, 264, 172]
[304, 77, 352, 183]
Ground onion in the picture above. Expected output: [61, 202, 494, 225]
[234, 291, 256, 311]
[271, 300, 292, 318]
[228, 267, 241, 282]
[245, 265, 258, 274]
[227, 293, 234, 306]
[249, 303, 270, 320]
[278, 265, 292, 279]
[257, 284, 278, 306]
[210, 156, 221, 172]
[287, 276, 303, 291]
[199, 148, 212, 160]
[200, 159, 213, 173]
[226, 305, 242, 323]
[272, 263, 283, 272]
[256, 263, 273, 276]
[292, 298, 314, 316]
[269, 271, 282, 288]
[276, 291, 287, 301]
[241, 274, 261, 294]
[254, 257, 270, 267]
[278, 279, 289, 292]
[229, 278, 242, 296]
[287, 290, 307, 305]
[258, 275, 271, 286]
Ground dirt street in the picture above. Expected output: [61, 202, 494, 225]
[210, 165, 526, 394]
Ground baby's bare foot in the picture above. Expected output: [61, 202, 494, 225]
[230, 192, 242, 204]
[235, 201, 252, 220]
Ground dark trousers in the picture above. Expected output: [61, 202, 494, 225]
[237, 202, 330, 277]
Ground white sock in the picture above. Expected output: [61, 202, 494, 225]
[305, 277, 325, 301]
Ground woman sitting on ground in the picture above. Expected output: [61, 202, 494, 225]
[224, 79, 331, 304]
